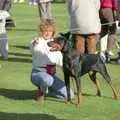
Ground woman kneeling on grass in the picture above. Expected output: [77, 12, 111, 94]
[30, 19, 74, 101]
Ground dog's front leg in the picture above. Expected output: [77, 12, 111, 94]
[75, 56, 83, 108]
[75, 76, 82, 108]
[64, 72, 71, 103]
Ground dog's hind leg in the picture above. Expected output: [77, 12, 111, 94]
[108, 81, 118, 99]
[99, 65, 118, 99]
[89, 71, 101, 96]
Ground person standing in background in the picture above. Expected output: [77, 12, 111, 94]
[66, 0, 101, 54]
[0, 10, 10, 60]
[0, 0, 12, 60]
[99, 0, 118, 62]
[0, 0, 15, 28]
[37, 0, 53, 20]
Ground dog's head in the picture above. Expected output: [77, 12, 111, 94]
[47, 36, 65, 51]
[47, 32, 70, 52]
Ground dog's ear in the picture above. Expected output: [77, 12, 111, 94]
[60, 32, 70, 40]
[60, 32, 64, 36]
[66, 32, 70, 39]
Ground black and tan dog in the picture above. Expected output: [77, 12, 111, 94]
[47, 32, 118, 107]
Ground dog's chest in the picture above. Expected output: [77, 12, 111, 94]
[63, 52, 82, 76]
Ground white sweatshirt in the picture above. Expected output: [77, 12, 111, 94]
[30, 36, 63, 69]
[0, 10, 10, 34]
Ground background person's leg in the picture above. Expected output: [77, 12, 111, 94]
[46, 2, 52, 19]
[86, 34, 97, 54]
[38, 3, 48, 20]
[0, 33, 8, 60]
[107, 23, 117, 52]
[72, 34, 85, 54]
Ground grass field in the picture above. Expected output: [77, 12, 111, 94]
[0, 2, 120, 120]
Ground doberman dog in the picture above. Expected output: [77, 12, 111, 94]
[47, 32, 118, 107]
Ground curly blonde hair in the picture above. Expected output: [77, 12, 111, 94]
[38, 19, 57, 37]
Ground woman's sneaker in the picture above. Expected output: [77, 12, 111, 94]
[105, 51, 114, 63]
[107, 51, 114, 56]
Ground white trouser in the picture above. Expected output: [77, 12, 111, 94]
[100, 34, 108, 52]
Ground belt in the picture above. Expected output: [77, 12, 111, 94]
[38, 66, 46, 68]
[33, 67, 46, 72]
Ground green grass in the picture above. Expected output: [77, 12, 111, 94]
[0, 2, 120, 120]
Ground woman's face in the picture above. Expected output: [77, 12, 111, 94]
[42, 30, 53, 40]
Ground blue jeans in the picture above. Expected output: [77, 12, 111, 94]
[31, 68, 74, 99]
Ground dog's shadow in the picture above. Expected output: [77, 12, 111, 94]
[82, 93, 111, 99]
[73, 90, 112, 99]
